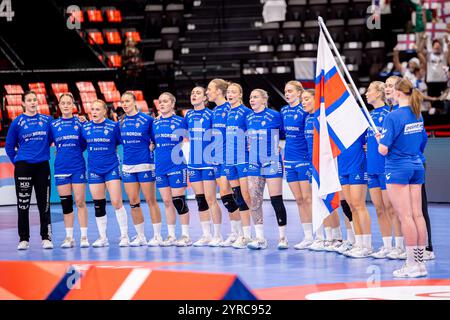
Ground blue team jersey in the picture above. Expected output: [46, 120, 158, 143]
[338, 131, 367, 175]
[50, 117, 86, 175]
[81, 119, 121, 174]
[184, 108, 214, 169]
[226, 104, 252, 165]
[281, 104, 309, 162]
[5, 113, 52, 164]
[212, 102, 231, 164]
[120, 112, 155, 169]
[366, 105, 390, 174]
[246, 108, 283, 165]
[379, 106, 425, 170]
[304, 113, 315, 162]
[152, 114, 187, 175]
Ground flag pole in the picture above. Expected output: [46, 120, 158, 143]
[317, 16, 379, 134]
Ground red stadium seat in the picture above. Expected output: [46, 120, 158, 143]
[7, 106, 23, 120]
[106, 52, 122, 67]
[112, 102, 121, 109]
[103, 90, 120, 103]
[69, 9, 84, 24]
[36, 94, 47, 105]
[4, 84, 24, 95]
[434, 131, 450, 137]
[51, 83, 69, 94]
[98, 81, 117, 94]
[136, 100, 149, 113]
[103, 7, 122, 23]
[87, 29, 104, 45]
[128, 90, 144, 101]
[123, 29, 141, 43]
[80, 92, 97, 103]
[104, 29, 122, 45]
[5, 95, 22, 106]
[425, 124, 450, 131]
[37, 104, 51, 115]
[76, 82, 96, 93]
[86, 7, 103, 23]
[28, 83, 47, 94]
[82, 102, 93, 114]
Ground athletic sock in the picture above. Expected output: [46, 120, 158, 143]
[354, 235, 363, 248]
[303, 223, 313, 240]
[66, 227, 74, 239]
[362, 234, 372, 249]
[332, 227, 342, 240]
[213, 224, 222, 238]
[325, 227, 333, 241]
[279, 225, 286, 239]
[243, 226, 251, 238]
[255, 224, 264, 239]
[95, 216, 107, 239]
[114, 206, 128, 237]
[80, 227, 88, 238]
[347, 228, 356, 244]
[168, 224, 176, 238]
[395, 236, 404, 249]
[134, 222, 145, 237]
[181, 224, 189, 238]
[382, 236, 392, 249]
[153, 223, 162, 237]
[201, 221, 212, 237]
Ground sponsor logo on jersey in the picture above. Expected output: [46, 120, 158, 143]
[176, 179, 181, 184]
[404, 122, 423, 135]
[261, 121, 266, 127]
[386, 173, 392, 180]
[104, 130, 109, 135]
[294, 114, 298, 120]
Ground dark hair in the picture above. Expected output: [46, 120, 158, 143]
[22, 90, 37, 102]
[58, 92, 75, 102]
[432, 39, 442, 47]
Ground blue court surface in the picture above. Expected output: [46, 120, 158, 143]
[1, 200, 449, 299]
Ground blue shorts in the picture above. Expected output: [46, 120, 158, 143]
[285, 161, 311, 183]
[213, 164, 227, 179]
[385, 168, 425, 185]
[368, 173, 386, 190]
[55, 171, 87, 186]
[156, 168, 188, 188]
[88, 167, 121, 184]
[224, 164, 248, 181]
[248, 161, 283, 178]
[339, 172, 368, 185]
[122, 170, 156, 183]
[188, 168, 216, 183]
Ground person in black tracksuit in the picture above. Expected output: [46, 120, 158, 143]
[5, 91, 53, 250]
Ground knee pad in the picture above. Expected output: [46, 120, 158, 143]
[195, 194, 209, 212]
[340, 200, 352, 222]
[270, 195, 287, 226]
[232, 186, 249, 211]
[94, 199, 107, 218]
[60, 195, 73, 214]
[130, 203, 140, 209]
[173, 195, 189, 215]
[221, 194, 238, 213]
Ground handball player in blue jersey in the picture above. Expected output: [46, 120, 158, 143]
[119, 92, 162, 247]
[377, 78, 428, 278]
[364, 82, 396, 259]
[50, 93, 88, 248]
[301, 89, 343, 252]
[81, 99, 130, 248]
[6, 91, 53, 250]
[224, 82, 253, 248]
[245, 89, 288, 250]
[184, 86, 222, 247]
[152, 92, 192, 247]
[206, 79, 241, 246]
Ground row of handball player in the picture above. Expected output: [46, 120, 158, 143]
[5, 77, 432, 277]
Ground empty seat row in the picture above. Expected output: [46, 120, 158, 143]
[286, 0, 371, 21]
[68, 7, 122, 24]
[86, 28, 141, 45]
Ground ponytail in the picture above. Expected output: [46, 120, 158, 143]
[410, 88, 423, 119]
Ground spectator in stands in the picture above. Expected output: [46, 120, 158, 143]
[122, 38, 143, 81]
[439, 69, 450, 114]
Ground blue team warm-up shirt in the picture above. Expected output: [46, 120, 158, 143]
[281, 104, 309, 162]
[211, 102, 231, 165]
[120, 112, 155, 170]
[366, 105, 390, 174]
[81, 119, 121, 174]
[304, 113, 315, 162]
[184, 108, 214, 169]
[5, 113, 52, 164]
[379, 106, 426, 170]
[246, 108, 283, 165]
[152, 115, 187, 175]
[226, 104, 252, 165]
[50, 117, 86, 175]
[338, 131, 367, 175]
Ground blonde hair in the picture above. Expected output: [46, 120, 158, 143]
[395, 78, 423, 119]
[159, 92, 176, 105]
[369, 81, 386, 102]
[251, 89, 269, 106]
[209, 78, 229, 96]
[227, 82, 243, 103]
[122, 91, 136, 101]
[386, 75, 401, 85]
[304, 89, 315, 97]
[286, 80, 304, 93]
[93, 99, 107, 109]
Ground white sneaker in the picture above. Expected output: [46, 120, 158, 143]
[80, 237, 90, 248]
[324, 240, 342, 252]
[424, 250, 435, 261]
[193, 235, 212, 247]
[418, 262, 428, 277]
[148, 235, 163, 247]
[176, 235, 193, 247]
[42, 239, 54, 249]
[17, 241, 29, 250]
[221, 233, 238, 247]
[370, 246, 392, 259]
[393, 263, 423, 278]
[208, 236, 223, 247]
[347, 247, 372, 258]
[294, 238, 314, 250]
[60, 237, 75, 249]
[398, 250, 407, 260]
[343, 245, 364, 257]
[329, 239, 344, 252]
[247, 238, 268, 250]
[119, 235, 130, 247]
[308, 239, 326, 251]
[386, 247, 403, 260]
[336, 240, 353, 254]
[277, 237, 289, 250]
[160, 235, 177, 247]
[92, 237, 109, 248]
[232, 236, 252, 249]
[130, 234, 147, 247]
